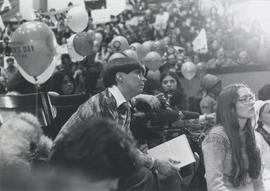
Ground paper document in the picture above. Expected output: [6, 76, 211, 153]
[148, 134, 195, 168]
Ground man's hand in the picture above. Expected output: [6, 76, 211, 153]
[134, 94, 161, 110]
[154, 158, 180, 180]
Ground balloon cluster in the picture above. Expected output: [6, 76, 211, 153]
[10, 5, 101, 85]
[67, 30, 102, 62]
[109, 37, 167, 73]
[65, 5, 103, 62]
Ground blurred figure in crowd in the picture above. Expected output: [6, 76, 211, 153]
[258, 84, 270, 101]
[255, 100, 270, 190]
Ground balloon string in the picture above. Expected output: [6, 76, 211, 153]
[35, 84, 39, 121]
[34, 76, 39, 121]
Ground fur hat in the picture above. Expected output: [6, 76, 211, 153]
[0, 113, 52, 172]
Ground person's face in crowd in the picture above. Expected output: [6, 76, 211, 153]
[190, 26, 196, 34]
[217, 48, 225, 59]
[159, 7, 164, 14]
[193, 54, 200, 64]
[127, 13, 133, 19]
[211, 39, 219, 50]
[63, 56, 71, 65]
[259, 103, 270, 126]
[7, 58, 14, 67]
[238, 51, 249, 65]
[236, 87, 255, 119]
[210, 7, 218, 16]
[185, 18, 191, 27]
[162, 75, 177, 92]
[61, 75, 74, 95]
[120, 69, 146, 96]
[186, 42, 193, 53]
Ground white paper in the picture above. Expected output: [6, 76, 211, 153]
[148, 134, 195, 168]
[91, 9, 111, 24]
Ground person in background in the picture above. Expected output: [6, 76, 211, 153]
[254, 100, 270, 190]
[202, 83, 264, 191]
[4, 57, 17, 82]
[49, 71, 75, 95]
[200, 74, 222, 114]
[56, 54, 76, 75]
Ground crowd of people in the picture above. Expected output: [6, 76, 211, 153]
[1, 0, 270, 191]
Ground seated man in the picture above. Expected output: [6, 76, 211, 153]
[52, 57, 181, 191]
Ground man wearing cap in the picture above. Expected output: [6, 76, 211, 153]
[52, 57, 181, 191]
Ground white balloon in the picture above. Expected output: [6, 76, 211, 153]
[67, 34, 85, 62]
[67, 5, 89, 33]
[18, 56, 57, 85]
[181, 62, 197, 80]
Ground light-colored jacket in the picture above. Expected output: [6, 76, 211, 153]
[202, 125, 264, 191]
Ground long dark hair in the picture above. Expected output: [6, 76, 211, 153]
[160, 71, 186, 109]
[49, 72, 75, 95]
[216, 84, 261, 187]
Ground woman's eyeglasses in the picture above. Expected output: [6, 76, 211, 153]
[237, 94, 256, 105]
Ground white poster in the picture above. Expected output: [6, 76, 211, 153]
[192, 28, 208, 54]
[91, 9, 111, 24]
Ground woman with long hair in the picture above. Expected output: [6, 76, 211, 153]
[202, 84, 264, 191]
[160, 71, 186, 110]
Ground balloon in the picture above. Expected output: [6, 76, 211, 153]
[129, 42, 148, 61]
[87, 29, 96, 41]
[73, 32, 94, 56]
[66, 5, 89, 33]
[67, 34, 85, 62]
[142, 41, 154, 53]
[147, 70, 161, 84]
[11, 21, 56, 78]
[18, 56, 57, 84]
[123, 49, 139, 62]
[151, 41, 161, 51]
[143, 51, 162, 71]
[94, 32, 103, 43]
[181, 61, 197, 80]
[108, 52, 126, 62]
[110, 36, 129, 52]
